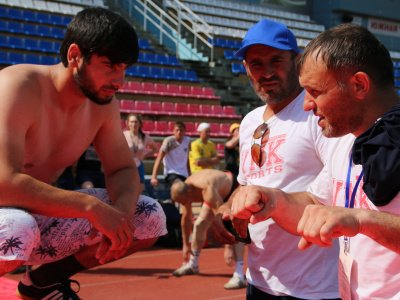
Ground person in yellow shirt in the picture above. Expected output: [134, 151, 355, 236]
[189, 123, 220, 173]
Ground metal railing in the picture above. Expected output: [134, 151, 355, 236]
[112, 0, 214, 63]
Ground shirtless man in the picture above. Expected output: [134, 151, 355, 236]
[0, 7, 166, 299]
[171, 169, 244, 286]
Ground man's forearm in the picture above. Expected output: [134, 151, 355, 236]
[0, 172, 99, 219]
[104, 166, 140, 215]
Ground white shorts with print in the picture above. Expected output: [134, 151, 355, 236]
[0, 189, 167, 265]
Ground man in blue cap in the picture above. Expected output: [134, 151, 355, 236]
[217, 19, 341, 299]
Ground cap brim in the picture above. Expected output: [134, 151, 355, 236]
[234, 42, 300, 60]
[234, 45, 249, 60]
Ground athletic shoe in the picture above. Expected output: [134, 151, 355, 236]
[16, 271, 81, 300]
[172, 263, 199, 277]
[224, 275, 247, 289]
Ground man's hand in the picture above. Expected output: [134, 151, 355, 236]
[297, 205, 361, 250]
[90, 202, 135, 264]
[224, 244, 235, 266]
[230, 185, 277, 225]
[150, 177, 158, 187]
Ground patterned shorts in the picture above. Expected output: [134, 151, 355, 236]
[0, 189, 167, 265]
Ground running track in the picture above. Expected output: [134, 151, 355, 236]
[2, 246, 247, 300]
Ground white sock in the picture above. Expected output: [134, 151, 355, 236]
[234, 260, 244, 279]
[189, 249, 201, 268]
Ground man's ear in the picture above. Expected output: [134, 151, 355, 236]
[67, 43, 83, 67]
[350, 72, 370, 101]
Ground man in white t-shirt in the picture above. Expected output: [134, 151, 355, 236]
[151, 121, 191, 188]
[230, 23, 400, 299]
[217, 19, 340, 299]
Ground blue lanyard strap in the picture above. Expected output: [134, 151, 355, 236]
[345, 155, 364, 208]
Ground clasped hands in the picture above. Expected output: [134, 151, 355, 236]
[226, 185, 361, 250]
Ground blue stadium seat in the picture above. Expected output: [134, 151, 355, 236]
[25, 54, 41, 64]
[9, 52, 25, 64]
[23, 23, 37, 35]
[39, 40, 55, 52]
[231, 62, 245, 74]
[0, 35, 8, 47]
[37, 25, 51, 37]
[36, 12, 51, 24]
[25, 38, 39, 51]
[8, 21, 24, 34]
[0, 6, 8, 18]
[8, 36, 24, 49]
[51, 27, 65, 39]
[22, 10, 36, 22]
[8, 8, 24, 21]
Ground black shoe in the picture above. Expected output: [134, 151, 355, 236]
[17, 271, 81, 300]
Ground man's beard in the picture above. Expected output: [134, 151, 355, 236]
[74, 64, 114, 106]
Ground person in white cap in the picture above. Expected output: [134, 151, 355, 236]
[215, 19, 341, 299]
[188, 122, 220, 174]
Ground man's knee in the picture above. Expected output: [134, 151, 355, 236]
[0, 209, 40, 266]
[132, 195, 167, 240]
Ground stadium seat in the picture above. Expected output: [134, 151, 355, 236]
[154, 121, 169, 135]
[149, 101, 162, 114]
[220, 123, 231, 135]
[134, 100, 150, 113]
[119, 100, 135, 113]
[200, 104, 213, 116]
[187, 103, 200, 116]
[154, 83, 168, 95]
[175, 103, 189, 115]
[223, 105, 240, 117]
[184, 122, 196, 135]
[142, 120, 155, 133]
[212, 105, 224, 117]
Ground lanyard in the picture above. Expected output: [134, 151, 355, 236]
[345, 155, 364, 209]
[344, 155, 364, 254]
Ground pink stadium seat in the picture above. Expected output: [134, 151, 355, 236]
[202, 87, 217, 98]
[134, 100, 150, 113]
[121, 81, 142, 93]
[142, 82, 154, 93]
[185, 122, 196, 135]
[200, 104, 213, 116]
[191, 86, 204, 98]
[119, 100, 135, 112]
[175, 103, 189, 115]
[209, 123, 220, 136]
[161, 102, 175, 114]
[223, 105, 239, 117]
[187, 103, 200, 116]
[154, 83, 168, 95]
[142, 120, 155, 133]
[220, 123, 231, 135]
[149, 101, 162, 114]
[211, 105, 224, 117]
[167, 84, 180, 96]
[180, 85, 192, 96]
[154, 121, 169, 135]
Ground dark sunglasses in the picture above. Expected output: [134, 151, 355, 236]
[251, 123, 269, 167]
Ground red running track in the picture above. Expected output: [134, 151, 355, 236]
[2, 246, 247, 300]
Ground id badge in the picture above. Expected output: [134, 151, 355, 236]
[338, 246, 354, 300]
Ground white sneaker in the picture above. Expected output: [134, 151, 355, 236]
[224, 275, 246, 289]
[172, 263, 199, 277]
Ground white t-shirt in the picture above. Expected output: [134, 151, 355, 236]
[161, 135, 190, 177]
[309, 134, 400, 299]
[238, 91, 340, 299]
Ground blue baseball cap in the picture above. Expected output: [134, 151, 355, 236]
[234, 19, 300, 59]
